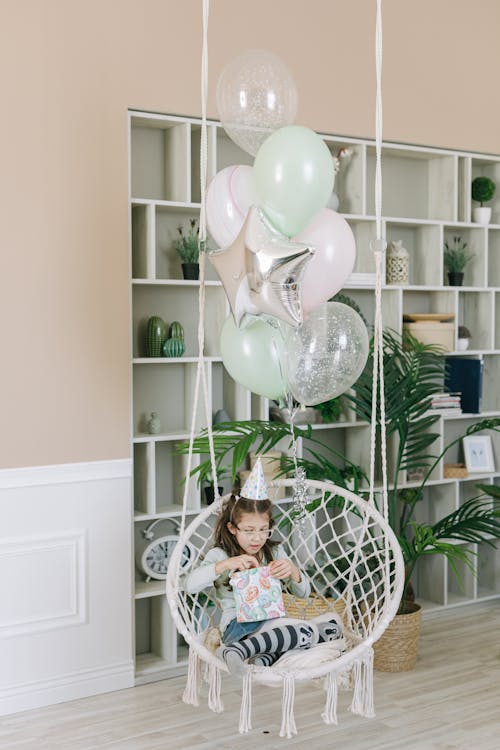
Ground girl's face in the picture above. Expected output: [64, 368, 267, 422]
[228, 511, 272, 556]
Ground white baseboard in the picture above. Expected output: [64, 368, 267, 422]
[0, 661, 135, 716]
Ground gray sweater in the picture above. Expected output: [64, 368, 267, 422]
[183, 544, 311, 634]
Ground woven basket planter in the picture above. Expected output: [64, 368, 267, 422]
[373, 601, 422, 672]
[283, 592, 346, 621]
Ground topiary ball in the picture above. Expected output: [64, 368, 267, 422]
[472, 176, 496, 204]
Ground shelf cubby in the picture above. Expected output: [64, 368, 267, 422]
[443, 225, 487, 288]
[488, 230, 500, 287]
[415, 553, 447, 607]
[133, 361, 207, 436]
[447, 543, 476, 604]
[323, 139, 364, 215]
[386, 221, 442, 286]
[477, 543, 500, 598]
[345, 218, 377, 275]
[215, 127, 253, 171]
[133, 439, 199, 515]
[482, 354, 500, 412]
[132, 284, 225, 358]
[131, 119, 191, 202]
[458, 292, 494, 351]
[366, 146, 456, 222]
[471, 157, 500, 225]
[211, 361, 250, 423]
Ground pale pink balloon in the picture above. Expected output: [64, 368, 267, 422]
[206, 165, 257, 249]
[295, 208, 356, 313]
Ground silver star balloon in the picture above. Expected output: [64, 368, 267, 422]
[209, 206, 315, 327]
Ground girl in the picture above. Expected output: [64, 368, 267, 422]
[183, 460, 343, 674]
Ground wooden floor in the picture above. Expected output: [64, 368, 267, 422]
[2, 601, 500, 750]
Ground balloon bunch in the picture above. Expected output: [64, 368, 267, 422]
[207, 50, 368, 407]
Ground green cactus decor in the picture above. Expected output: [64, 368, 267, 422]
[170, 321, 184, 340]
[146, 316, 166, 357]
[163, 337, 185, 358]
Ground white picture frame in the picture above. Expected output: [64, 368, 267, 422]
[462, 435, 495, 473]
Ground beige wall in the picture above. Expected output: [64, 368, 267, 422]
[1, 0, 499, 469]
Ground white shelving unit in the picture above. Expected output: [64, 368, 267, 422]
[129, 110, 500, 684]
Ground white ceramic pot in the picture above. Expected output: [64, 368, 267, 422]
[473, 206, 492, 225]
[457, 337, 470, 351]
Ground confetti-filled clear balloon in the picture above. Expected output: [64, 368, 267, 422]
[285, 302, 369, 406]
[216, 49, 298, 157]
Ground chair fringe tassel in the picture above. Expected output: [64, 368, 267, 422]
[321, 670, 338, 725]
[207, 660, 224, 713]
[239, 671, 253, 734]
[182, 646, 201, 706]
[279, 674, 297, 739]
[350, 646, 375, 718]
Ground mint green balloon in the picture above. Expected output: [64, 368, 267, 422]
[254, 125, 334, 237]
[220, 315, 287, 399]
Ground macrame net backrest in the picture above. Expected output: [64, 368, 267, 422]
[168, 478, 403, 682]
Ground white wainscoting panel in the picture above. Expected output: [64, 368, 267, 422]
[0, 459, 134, 715]
[0, 530, 87, 637]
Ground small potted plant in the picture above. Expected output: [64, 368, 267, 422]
[174, 219, 200, 279]
[457, 324, 471, 351]
[443, 236, 473, 286]
[203, 465, 231, 505]
[471, 176, 496, 225]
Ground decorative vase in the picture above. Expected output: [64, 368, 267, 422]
[457, 337, 470, 351]
[204, 485, 223, 505]
[182, 263, 200, 280]
[472, 206, 492, 225]
[146, 316, 166, 357]
[373, 601, 422, 672]
[170, 321, 184, 340]
[163, 337, 186, 358]
[147, 412, 161, 435]
[448, 271, 464, 287]
[386, 240, 409, 285]
[213, 408, 230, 424]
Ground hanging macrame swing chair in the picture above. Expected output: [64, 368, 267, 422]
[166, 0, 404, 738]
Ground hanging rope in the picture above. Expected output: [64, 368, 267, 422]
[368, 0, 389, 524]
[178, 0, 218, 544]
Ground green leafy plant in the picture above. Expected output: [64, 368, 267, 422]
[312, 397, 343, 424]
[443, 236, 474, 273]
[174, 219, 200, 263]
[472, 176, 496, 206]
[458, 325, 471, 339]
[178, 331, 500, 614]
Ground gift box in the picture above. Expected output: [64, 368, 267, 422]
[230, 565, 285, 623]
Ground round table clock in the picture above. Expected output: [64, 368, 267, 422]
[136, 520, 194, 582]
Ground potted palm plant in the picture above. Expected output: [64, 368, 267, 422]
[178, 330, 500, 669]
[443, 236, 473, 286]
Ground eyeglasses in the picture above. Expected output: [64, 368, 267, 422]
[234, 526, 273, 539]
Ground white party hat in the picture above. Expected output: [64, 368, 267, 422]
[241, 458, 268, 500]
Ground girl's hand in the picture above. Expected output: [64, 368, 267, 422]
[215, 554, 259, 575]
[269, 558, 301, 583]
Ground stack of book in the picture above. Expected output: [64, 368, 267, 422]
[430, 392, 462, 416]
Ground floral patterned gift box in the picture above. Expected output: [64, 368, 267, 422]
[230, 566, 285, 623]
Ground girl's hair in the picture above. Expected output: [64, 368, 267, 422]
[215, 495, 278, 560]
